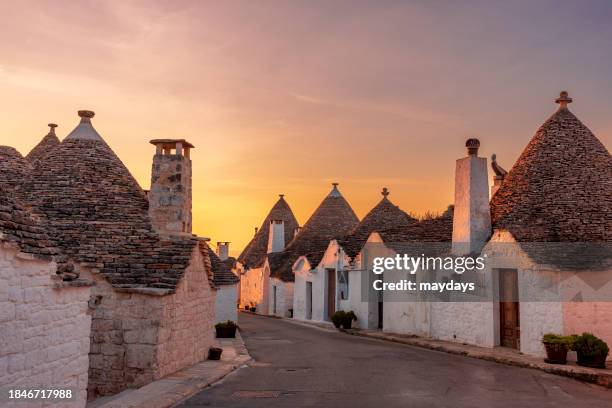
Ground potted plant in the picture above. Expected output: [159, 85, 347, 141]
[342, 311, 357, 329]
[542, 333, 570, 364]
[244, 305, 249, 310]
[249, 306, 256, 312]
[215, 320, 237, 338]
[331, 311, 345, 329]
[573, 333, 609, 369]
[208, 347, 223, 360]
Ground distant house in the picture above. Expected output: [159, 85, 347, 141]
[208, 242, 240, 323]
[293, 188, 417, 327]
[264, 183, 359, 317]
[237, 194, 299, 313]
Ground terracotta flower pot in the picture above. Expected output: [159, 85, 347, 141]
[543, 342, 568, 365]
[208, 347, 223, 360]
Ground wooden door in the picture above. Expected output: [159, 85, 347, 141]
[499, 269, 520, 349]
[327, 269, 336, 319]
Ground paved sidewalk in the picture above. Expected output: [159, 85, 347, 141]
[349, 329, 612, 388]
[267, 313, 612, 388]
[88, 332, 251, 408]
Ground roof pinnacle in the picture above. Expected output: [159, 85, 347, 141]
[47, 123, 58, 135]
[555, 91, 572, 110]
[381, 187, 389, 197]
[279, 194, 285, 199]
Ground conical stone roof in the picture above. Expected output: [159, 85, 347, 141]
[0, 146, 31, 191]
[269, 183, 359, 281]
[206, 244, 240, 286]
[26, 123, 60, 163]
[490, 92, 612, 242]
[0, 190, 58, 260]
[24, 110, 199, 290]
[238, 194, 299, 269]
[340, 188, 417, 258]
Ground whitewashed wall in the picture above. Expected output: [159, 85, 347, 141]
[215, 285, 238, 323]
[239, 266, 267, 312]
[0, 243, 92, 408]
[268, 277, 294, 317]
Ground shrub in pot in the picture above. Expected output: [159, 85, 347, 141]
[542, 333, 570, 364]
[331, 311, 345, 328]
[215, 320, 237, 338]
[342, 311, 357, 329]
[249, 306, 256, 312]
[573, 332, 609, 369]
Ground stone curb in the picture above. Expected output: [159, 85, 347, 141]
[345, 330, 612, 389]
[90, 331, 252, 408]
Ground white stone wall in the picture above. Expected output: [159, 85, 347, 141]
[215, 284, 238, 323]
[292, 260, 312, 321]
[268, 277, 294, 317]
[430, 302, 495, 347]
[0, 243, 92, 408]
[155, 246, 215, 378]
[239, 266, 268, 313]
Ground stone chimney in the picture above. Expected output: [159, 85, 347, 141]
[452, 138, 491, 255]
[148, 139, 194, 236]
[217, 242, 230, 261]
[267, 220, 285, 253]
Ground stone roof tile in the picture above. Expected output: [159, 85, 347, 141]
[25, 124, 60, 163]
[490, 93, 612, 242]
[23, 111, 199, 290]
[206, 245, 239, 286]
[339, 188, 417, 258]
[238, 195, 299, 269]
[269, 183, 359, 281]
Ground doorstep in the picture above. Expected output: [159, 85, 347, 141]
[345, 329, 612, 388]
[88, 331, 251, 408]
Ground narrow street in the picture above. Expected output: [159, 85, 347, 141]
[179, 313, 611, 408]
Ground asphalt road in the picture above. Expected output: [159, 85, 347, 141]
[179, 313, 611, 408]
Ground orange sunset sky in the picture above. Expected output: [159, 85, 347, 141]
[1, 1, 611, 256]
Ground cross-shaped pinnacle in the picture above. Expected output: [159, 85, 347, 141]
[382, 187, 389, 197]
[555, 91, 572, 109]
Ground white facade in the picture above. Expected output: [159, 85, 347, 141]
[0, 243, 92, 408]
[268, 277, 294, 317]
[239, 265, 268, 313]
[293, 238, 382, 329]
[215, 284, 238, 323]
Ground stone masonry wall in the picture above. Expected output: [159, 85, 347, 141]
[0, 243, 92, 408]
[155, 246, 215, 379]
[87, 245, 214, 399]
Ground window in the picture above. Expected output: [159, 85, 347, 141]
[338, 270, 349, 300]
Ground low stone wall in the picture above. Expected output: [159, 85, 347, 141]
[0, 244, 92, 408]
